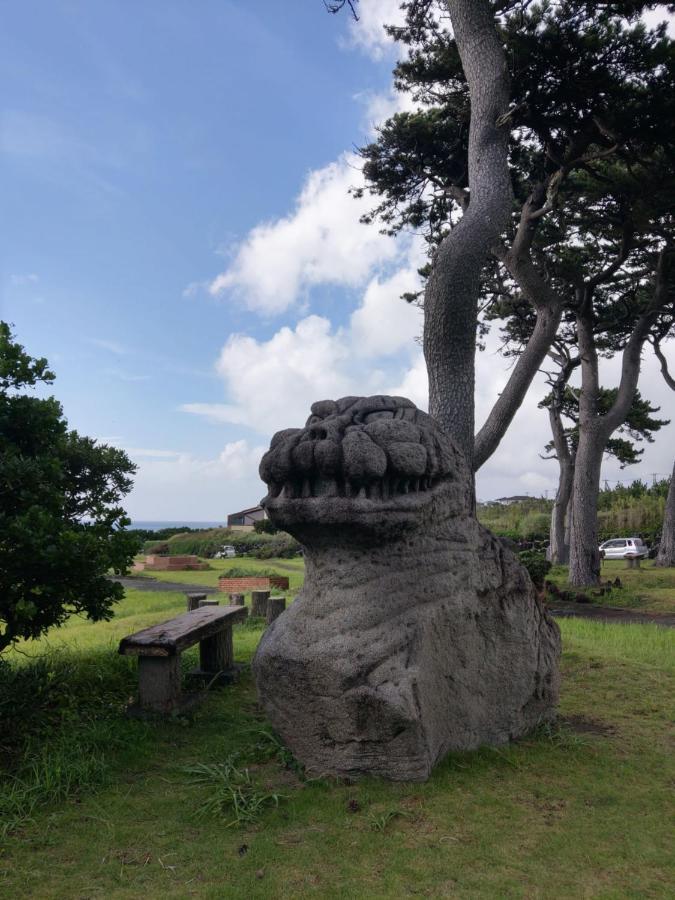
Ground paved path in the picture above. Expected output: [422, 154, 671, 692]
[113, 576, 218, 594]
[549, 603, 675, 627]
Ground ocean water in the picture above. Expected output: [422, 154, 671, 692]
[129, 521, 225, 531]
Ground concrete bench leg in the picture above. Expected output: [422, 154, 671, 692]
[191, 625, 239, 685]
[200, 625, 233, 672]
[138, 656, 182, 713]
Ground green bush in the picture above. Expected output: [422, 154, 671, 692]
[139, 527, 302, 560]
[518, 550, 552, 589]
[220, 567, 279, 578]
[253, 519, 279, 535]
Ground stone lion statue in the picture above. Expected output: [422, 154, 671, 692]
[252, 395, 560, 781]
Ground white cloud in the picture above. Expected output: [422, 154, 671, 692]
[343, 0, 407, 59]
[350, 264, 423, 356]
[207, 153, 399, 315]
[356, 86, 419, 135]
[124, 439, 268, 521]
[183, 242, 427, 440]
[642, 9, 675, 33]
[184, 316, 356, 434]
[386, 353, 428, 408]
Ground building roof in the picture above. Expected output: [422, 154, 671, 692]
[228, 505, 264, 518]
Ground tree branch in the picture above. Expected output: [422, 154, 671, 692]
[652, 337, 675, 392]
[603, 248, 672, 433]
[474, 300, 562, 468]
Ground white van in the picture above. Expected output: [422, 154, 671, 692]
[599, 537, 648, 559]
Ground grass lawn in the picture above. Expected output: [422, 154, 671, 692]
[140, 554, 675, 617]
[1, 575, 674, 897]
[547, 560, 675, 614]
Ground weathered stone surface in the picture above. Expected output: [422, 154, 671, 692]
[253, 396, 561, 782]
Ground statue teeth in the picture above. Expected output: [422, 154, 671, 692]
[314, 478, 338, 497]
[273, 471, 438, 502]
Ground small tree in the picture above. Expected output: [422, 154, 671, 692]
[0, 323, 138, 652]
[540, 378, 668, 564]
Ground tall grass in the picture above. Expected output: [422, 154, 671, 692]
[0, 650, 150, 837]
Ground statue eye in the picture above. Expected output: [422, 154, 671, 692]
[307, 415, 322, 425]
[363, 411, 394, 423]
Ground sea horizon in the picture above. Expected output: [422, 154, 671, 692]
[129, 520, 225, 531]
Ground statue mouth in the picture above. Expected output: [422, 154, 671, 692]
[261, 475, 451, 532]
[263, 473, 442, 503]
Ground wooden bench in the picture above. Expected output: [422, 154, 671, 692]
[119, 605, 248, 715]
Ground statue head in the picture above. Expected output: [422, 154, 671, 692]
[259, 396, 471, 544]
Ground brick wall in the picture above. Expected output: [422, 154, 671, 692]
[144, 555, 209, 571]
[218, 575, 289, 593]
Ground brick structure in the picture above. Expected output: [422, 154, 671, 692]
[218, 575, 289, 593]
[141, 555, 209, 571]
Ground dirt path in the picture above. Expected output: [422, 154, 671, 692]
[549, 603, 675, 627]
[113, 576, 218, 594]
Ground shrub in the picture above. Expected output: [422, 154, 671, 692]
[220, 567, 278, 578]
[253, 519, 279, 535]
[518, 550, 552, 589]
[0, 324, 138, 653]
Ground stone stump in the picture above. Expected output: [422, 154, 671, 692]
[186, 592, 207, 611]
[251, 590, 270, 618]
[266, 596, 286, 625]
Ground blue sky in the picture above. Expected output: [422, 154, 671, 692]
[3, 1, 674, 520]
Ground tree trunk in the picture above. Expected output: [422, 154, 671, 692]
[550, 459, 573, 565]
[568, 423, 605, 586]
[655, 459, 675, 567]
[567, 260, 663, 587]
[546, 390, 575, 565]
[424, 0, 512, 466]
[568, 301, 604, 587]
[564, 496, 572, 558]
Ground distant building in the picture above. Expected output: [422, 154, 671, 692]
[227, 505, 267, 531]
[493, 495, 532, 506]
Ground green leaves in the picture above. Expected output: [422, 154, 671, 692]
[0, 322, 54, 391]
[0, 323, 139, 652]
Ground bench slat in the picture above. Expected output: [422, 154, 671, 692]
[119, 605, 248, 657]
